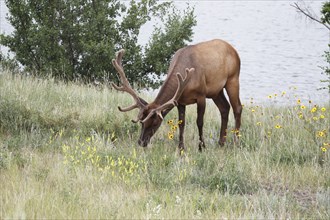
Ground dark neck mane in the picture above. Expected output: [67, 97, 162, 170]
[154, 72, 178, 105]
[153, 48, 189, 107]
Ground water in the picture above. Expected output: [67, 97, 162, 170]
[1, 0, 329, 104]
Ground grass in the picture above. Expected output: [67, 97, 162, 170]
[0, 70, 329, 219]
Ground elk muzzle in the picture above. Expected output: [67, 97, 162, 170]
[138, 128, 153, 147]
[138, 119, 162, 147]
[138, 137, 150, 147]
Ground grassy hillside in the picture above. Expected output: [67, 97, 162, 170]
[0, 71, 329, 219]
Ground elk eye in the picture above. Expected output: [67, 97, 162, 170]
[152, 120, 158, 126]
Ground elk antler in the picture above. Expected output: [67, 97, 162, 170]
[142, 68, 194, 123]
[111, 49, 147, 123]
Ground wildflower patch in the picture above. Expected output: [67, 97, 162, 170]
[62, 136, 146, 184]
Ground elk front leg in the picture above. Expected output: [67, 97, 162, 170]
[177, 104, 186, 152]
[197, 98, 206, 151]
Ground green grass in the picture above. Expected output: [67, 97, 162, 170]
[0, 70, 329, 219]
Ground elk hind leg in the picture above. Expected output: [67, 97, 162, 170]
[225, 78, 242, 143]
[197, 98, 206, 151]
[212, 90, 230, 146]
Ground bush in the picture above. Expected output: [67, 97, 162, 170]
[0, 0, 196, 87]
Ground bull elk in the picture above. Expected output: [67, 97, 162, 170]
[112, 39, 242, 152]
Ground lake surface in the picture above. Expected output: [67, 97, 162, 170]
[1, 1, 329, 104]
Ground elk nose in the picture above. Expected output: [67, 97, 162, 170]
[138, 139, 148, 147]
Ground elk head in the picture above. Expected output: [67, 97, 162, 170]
[111, 49, 192, 147]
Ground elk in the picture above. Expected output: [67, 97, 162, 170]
[111, 39, 242, 152]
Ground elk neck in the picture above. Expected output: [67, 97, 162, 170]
[151, 47, 192, 111]
[153, 71, 179, 106]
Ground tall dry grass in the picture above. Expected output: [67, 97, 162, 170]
[0, 71, 329, 219]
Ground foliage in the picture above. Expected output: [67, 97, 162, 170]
[321, 1, 330, 24]
[0, 52, 19, 73]
[320, 2, 330, 92]
[320, 44, 330, 92]
[0, 0, 196, 87]
[143, 6, 196, 87]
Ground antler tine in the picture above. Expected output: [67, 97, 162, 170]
[111, 49, 146, 114]
[142, 68, 194, 123]
[172, 68, 192, 102]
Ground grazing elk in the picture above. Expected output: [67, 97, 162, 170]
[112, 39, 242, 151]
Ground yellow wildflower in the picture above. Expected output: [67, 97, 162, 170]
[321, 107, 326, 112]
[311, 107, 317, 113]
[316, 131, 325, 138]
[168, 132, 174, 140]
[167, 120, 174, 125]
[312, 116, 318, 121]
[256, 122, 262, 126]
[171, 125, 178, 131]
[268, 95, 272, 99]
[321, 147, 327, 153]
[300, 105, 306, 110]
[178, 120, 183, 125]
[275, 124, 282, 129]
[297, 99, 301, 104]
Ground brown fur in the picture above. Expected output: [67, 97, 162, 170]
[113, 39, 242, 151]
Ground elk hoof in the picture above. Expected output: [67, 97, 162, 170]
[198, 141, 206, 152]
[219, 137, 227, 147]
[219, 140, 225, 147]
[178, 147, 185, 156]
